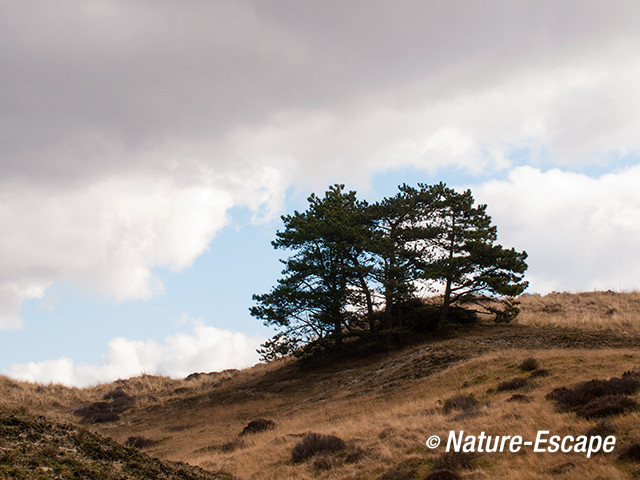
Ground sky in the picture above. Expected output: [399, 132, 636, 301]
[2, 0, 640, 386]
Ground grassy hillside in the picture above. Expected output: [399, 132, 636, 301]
[2, 292, 640, 479]
[0, 406, 234, 480]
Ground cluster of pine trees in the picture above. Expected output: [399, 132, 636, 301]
[251, 183, 528, 360]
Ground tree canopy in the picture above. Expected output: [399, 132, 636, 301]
[251, 182, 528, 360]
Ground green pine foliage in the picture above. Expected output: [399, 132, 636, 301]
[251, 182, 528, 360]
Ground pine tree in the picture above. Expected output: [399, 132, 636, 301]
[419, 183, 528, 323]
[250, 185, 373, 359]
[368, 184, 435, 321]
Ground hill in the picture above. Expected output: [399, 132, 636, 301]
[2, 291, 640, 479]
[0, 406, 234, 480]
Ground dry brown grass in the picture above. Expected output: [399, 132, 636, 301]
[3, 291, 640, 479]
[517, 290, 640, 333]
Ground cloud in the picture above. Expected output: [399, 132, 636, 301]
[9, 319, 264, 386]
[475, 166, 640, 294]
[2, 1, 640, 325]
[0, 167, 290, 329]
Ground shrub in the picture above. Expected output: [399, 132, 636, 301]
[291, 433, 346, 463]
[618, 443, 640, 462]
[518, 358, 539, 372]
[425, 470, 461, 480]
[73, 402, 121, 424]
[622, 367, 640, 379]
[551, 378, 640, 407]
[240, 418, 275, 436]
[75, 388, 134, 424]
[529, 368, 551, 378]
[220, 438, 245, 453]
[577, 395, 638, 419]
[582, 421, 617, 457]
[546, 374, 640, 417]
[432, 452, 475, 471]
[497, 377, 530, 392]
[442, 395, 478, 414]
[585, 421, 616, 439]
[507, 394, 532, 403]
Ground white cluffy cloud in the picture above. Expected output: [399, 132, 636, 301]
[9, 319, 264, 387]
[0, 168, 287, 330]
[476, 165, 640, 294]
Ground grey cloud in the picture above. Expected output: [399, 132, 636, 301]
[2, 0, 640, 185]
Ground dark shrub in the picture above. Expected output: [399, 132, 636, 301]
[103, 388, 133, 411]
[291, 433, 346, 463]
[546, 386, 570, 402]
[75, 388, 134, 424]
[103, 387, 131, 402]
[240, 418, 275, 436]
[425, 470, 461, 480]
[577, 395, 638, 419]
[497, 377, 530, 392]
[74, 402, 121, 424]
[618, 443, 640, 462]
[507, 394, 532, 403]
[622, 367, 640, 379]
[529, 368, 551, 378]
[442, 395, 478, 414]
[583, 422, 617, 456]
[550, 378, 640, 408]
[518, 358, 539, 372]
[547, 374, 640, 417]
[220, 438, 245, 453]
[382, 299, 478, 333]
[585, 421, 616, 439]
[124, 436, 157, 449]
[432, 451, 475, 471]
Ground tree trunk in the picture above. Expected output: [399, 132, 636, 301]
[440, 277, 452, 324]
[351, 255, 375, 333]
[440, 214, 456, 324]
[333, 319, 342, 347]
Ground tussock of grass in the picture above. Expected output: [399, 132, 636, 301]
[518, 357, 539, 372]
[291, 433, 346, 463]
[507, 393, 532, 403]
[239, 418, 275, 436]
[442, 394, 479, 414]
[497, 376, 531, 392]
[529, 368, 551, 377]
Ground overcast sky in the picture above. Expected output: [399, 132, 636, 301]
[2, 0, 640, 386]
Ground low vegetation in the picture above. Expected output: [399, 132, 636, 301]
[2, 291, 640, 479]
[291, 433, 346, 463]
[0, 406, 233, 480]
[546, 370, 640, 419]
